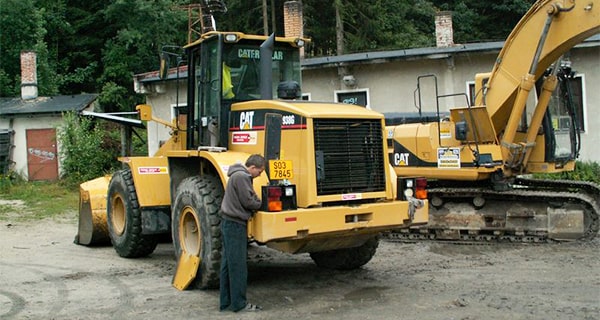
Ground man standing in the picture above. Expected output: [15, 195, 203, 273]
[219, 154, 265, 312]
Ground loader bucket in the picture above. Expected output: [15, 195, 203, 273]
[75, 176, 111, 246]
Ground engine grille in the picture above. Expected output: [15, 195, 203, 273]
[313, 119, 386, 196]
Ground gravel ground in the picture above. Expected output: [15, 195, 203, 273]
[0, 216, 599, 320]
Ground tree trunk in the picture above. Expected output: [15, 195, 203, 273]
[334, 0, 344, 55]
[270, 0, 276, 35]
[262, 0, 269, 35]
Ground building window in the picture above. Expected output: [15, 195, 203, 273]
[334, 89, 370, 109]
[171, 104, 188, 126]
[466, 81, 476, 106]
[565, 74, 585, 132]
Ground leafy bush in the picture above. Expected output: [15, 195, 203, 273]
[534, 161, 600, 184]
[57, 112, 119, 185]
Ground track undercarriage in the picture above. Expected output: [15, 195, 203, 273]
[386, 178, 599, 243]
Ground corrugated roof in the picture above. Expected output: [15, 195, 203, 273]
[0, 94, 97, 116]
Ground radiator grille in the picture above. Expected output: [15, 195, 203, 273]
[313, 119, 386, 196]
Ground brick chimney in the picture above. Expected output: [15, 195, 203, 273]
[20, 51, 38, 100]
[435, 11, 454, 48]
[283, 1, 304, 56]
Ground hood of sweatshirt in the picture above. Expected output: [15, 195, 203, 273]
[227, 163, 248, 177]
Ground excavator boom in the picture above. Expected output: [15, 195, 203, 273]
[482, 0, 600, 132]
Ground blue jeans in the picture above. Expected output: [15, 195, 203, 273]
[219, 218, 248, 312]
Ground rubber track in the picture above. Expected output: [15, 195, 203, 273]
[385, 181, 599, 244]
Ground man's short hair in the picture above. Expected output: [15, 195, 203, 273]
[246, 154, 266, 169]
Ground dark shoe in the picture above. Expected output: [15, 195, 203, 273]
[241, 303, 262, 312]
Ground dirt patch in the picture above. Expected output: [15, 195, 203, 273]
[1, 218, 599, 320]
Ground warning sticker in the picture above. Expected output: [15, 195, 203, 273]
[437, 148, 461, 169]
[138, 167, 168, 174]
[231, 131, 257, 145]
[440, 128, 452, 139]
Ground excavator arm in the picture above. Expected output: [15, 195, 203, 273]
[480, 0, 599, 133]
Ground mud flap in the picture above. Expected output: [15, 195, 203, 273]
[172, 251, 200, 291]
[547, 207, 584, 241]
[75, 176, 111, 246]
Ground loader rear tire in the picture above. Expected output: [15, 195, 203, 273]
[309, 236, 379, 270]
[107, 169, 158, 258]
[171, 175, 223, 290]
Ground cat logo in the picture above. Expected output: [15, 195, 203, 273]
[240, 111, 254, 130]
[394, 153, 409, 166]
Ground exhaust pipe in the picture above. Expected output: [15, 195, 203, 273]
[260, 33, 275, 100]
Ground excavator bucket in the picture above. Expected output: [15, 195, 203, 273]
[172, 251, 200, 291]
[75, 176, 112, 246]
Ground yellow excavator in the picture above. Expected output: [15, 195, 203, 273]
[386, 0, 599, 242]
[75, 3, 428, 290]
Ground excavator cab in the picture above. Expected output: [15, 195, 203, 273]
[538, 62, 581, 165]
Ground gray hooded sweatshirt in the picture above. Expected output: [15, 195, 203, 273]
[220, 163, 262, 225]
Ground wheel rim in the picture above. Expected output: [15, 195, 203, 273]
[179, 206, 202, 255]
[111, 194, 126, 236]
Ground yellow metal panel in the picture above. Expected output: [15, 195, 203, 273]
[393, 166, 497, 181]
[172, 252, 200, 291]
[77, 176, 111, 246]
[122, 157, 170, 207]
[450, 107, 497, 143]
[232, 100, 384, 119]
[248, 200, 427, 243]
[198, 150, 269, 197]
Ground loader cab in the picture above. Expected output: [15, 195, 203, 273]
[183, 32, 303, 150]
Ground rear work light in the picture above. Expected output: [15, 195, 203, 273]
[415, 177, 428, 200]
[261, 185, 298, 212]
[397, 177, 428, 201]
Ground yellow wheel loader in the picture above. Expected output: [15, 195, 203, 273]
[385, 0, 599, 243]
[76, 31, 429, 290]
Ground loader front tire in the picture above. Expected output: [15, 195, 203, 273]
[107, 169, 158, 258]
[309, 236, 379, 270]
[171, 175, 223, 289]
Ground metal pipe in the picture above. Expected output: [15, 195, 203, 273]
[260, 33, 275, 100]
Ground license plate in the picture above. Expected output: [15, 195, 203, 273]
[269, 160, 293, 180]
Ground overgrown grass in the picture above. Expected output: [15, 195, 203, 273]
[0, 180, 79, 222]
[533, 160, 600, 184]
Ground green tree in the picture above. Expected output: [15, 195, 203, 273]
[43, 0, 106, 95]
[57, 112, 118, 185]
[432, 0, 536, 43]
[0, 0, 56, 96]
[98, 0, 188, 112]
